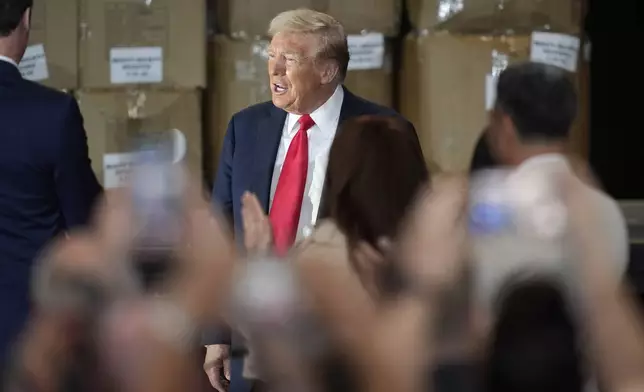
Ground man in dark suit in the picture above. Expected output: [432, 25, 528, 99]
[204, 8, 421, 392]
[0, 0, 102, 375]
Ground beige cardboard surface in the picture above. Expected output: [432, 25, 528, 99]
[204, 35, 394, 179]
[21, 0, 78, 89]
[79, 0, 206, 88]
[408, 0, 582, 35]
[399, 31, 586, 172]
[216, 0, 401, 38]
[78, 89, 203, 186]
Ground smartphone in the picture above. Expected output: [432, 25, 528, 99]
[129, 141, 185, 291]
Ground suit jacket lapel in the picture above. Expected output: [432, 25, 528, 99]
[251, 105, 287, 213]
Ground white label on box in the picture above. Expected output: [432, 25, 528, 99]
[347, 33, 385, 71]
[103, 152, 137, 189]
[530, 32, 580, 73]
[485, 74, 498, 111]
[110, 47, 163, 84]
[19, 44, 49, 81]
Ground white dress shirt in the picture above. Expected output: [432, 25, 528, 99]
[0, 55, 18, 69]
[473, 153, 629, 313]
[269, 85, 344, 242]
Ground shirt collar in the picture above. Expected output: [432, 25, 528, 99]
[516, 153, 570, 173]
[508, 153, 571, 184]
[0, 55, 19, 69]
[285, 85, 344, 137]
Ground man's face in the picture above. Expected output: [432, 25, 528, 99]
[268, 32, 325, 114]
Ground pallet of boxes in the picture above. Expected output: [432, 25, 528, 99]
[77, 0, 207, 189]
[17, 0, 78, 90]
[204, 0, 403, 181]
[401, 0, 587, 173]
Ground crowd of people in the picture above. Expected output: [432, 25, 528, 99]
[0, 1, 642, 392]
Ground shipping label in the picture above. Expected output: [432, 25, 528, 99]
[531, 32, 580, 73]
[19, 44, 49, 81]
[110, 46, 163, 84]
[347, 33, 385, 71]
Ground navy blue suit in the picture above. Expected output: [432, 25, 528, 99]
[209, 87, 420, 392]
[0, 60, 102, 367]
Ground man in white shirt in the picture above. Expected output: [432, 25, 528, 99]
[485, 61, 628, 273]
[204, 8, 420, 392]
[469, 61, 628, 392]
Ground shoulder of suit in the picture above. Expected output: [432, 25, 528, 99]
[232, 100, 276, 121]
[353, 94, 399, 116]
[348, 94, 414, 131]
[19, 79, 73, 101]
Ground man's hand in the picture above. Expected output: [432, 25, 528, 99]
[241, 192, 273, 255]
[204, 344, 231, 391]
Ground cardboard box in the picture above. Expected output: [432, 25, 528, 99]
[78, 89, 203, 187]
[204, 35, 393, 179]
[215, 0, 401, 38]
[204, 36, 271, 179]
[79, 0, 206, 88]
[18, 0, 78, 89]
[399, 31, 584, 172]
[408, 0, 582, 35]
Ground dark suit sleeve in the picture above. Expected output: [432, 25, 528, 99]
[212, 117, 236, 224]
[202, 117, 236, 346]
[54, 97, 102, 229]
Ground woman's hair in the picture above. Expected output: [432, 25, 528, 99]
[482, 278, 585, 392]
[320, 115, 428, 392]
[326, 115, 429, 249]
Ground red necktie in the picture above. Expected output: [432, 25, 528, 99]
[270, 114, 315, 255]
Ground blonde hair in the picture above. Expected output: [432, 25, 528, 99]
[268, 9, 350, 79]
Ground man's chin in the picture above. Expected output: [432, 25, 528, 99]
[271, 96, 294, 111]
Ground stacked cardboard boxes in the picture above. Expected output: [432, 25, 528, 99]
[205, 0, 401, 180]
[215, 0, 401, 38]
[400, 0, 586, 172]
[77, 0, 206, 188]
[18, 0, 78, 89]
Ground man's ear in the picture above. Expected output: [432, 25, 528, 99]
[23, 7, 31, 31]
[319, 60, 340, 85]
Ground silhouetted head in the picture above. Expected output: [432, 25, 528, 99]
[487, 62, 577, 166]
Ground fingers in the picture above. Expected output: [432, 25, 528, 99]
[241, 192, 272, 254]
[353, 241, 386, 267]
[377, 237, 394, 255]
[173, 187, 236, 322]
[223, 357, 231, 381]
[241, 192, 257, 251]
[206, 366, 227, 392]
[397, 175, 469, 293]
[427, 175, 469, 221]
